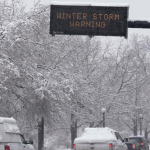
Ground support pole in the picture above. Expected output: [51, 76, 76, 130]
[140, 118, 142, 135]
[103, 113, 105, 128]
[139, 114, 143, 135]
[101, 108, 106, 128]
[128, 20, 150, 29]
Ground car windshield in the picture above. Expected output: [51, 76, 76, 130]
[20, 134, 27, 144]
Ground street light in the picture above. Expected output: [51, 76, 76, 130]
[101, 108, 106, 128]
[139, 114, 143, 135]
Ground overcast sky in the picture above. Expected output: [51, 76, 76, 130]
[22, 0, 150, 37]
[24, 0, 150, 20]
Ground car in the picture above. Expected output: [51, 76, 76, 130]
[124, 138, 141, 150]
[73, 127, 128, 150]
[127, 136, 149, 150]
[0, 117, 34, 150]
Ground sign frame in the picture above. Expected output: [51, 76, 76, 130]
[50, 4, 129, 38]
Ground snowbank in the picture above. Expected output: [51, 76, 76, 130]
[74, 127, 117, 143]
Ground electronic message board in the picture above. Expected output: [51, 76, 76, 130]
[50, 4, 128, 37]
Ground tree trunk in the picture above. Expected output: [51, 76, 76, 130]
[71, 114, 77, 149]
[145, 128, 148, 140]
[133, 118, 138, 136]
[38, 116, 44, 150]
[89, 122, 94, 127]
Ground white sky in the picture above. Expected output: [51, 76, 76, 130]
[23, 0, 150, 19]
[22, 0, 150, 37]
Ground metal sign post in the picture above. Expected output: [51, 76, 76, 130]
[128, 20, 150, 28]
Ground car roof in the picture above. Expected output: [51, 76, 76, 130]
[129, 135, 144, 138]
[74, 127, 118, 144]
